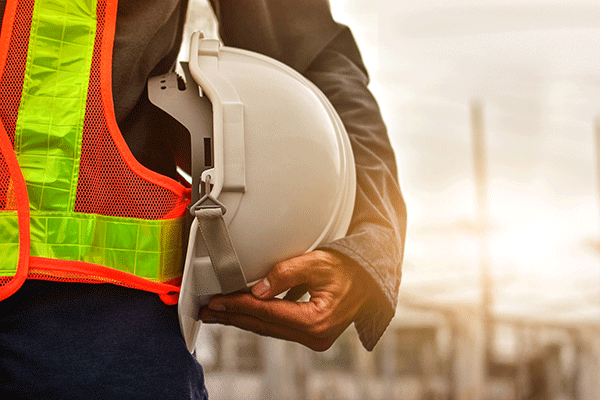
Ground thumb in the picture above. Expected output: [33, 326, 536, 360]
[251, 254, 312, 299]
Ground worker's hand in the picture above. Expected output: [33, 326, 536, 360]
[199, 250, 369, 351]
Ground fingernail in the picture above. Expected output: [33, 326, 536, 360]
[208, 303, 226, 312]
[252, 278, 270, 298]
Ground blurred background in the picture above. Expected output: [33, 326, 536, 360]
[181, 1, 600, 399]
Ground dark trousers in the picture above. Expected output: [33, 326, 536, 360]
[0, 280, 208, 399]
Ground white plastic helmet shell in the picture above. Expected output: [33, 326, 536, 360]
[149, 32, 355, 351]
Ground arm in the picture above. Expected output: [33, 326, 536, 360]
[306, 28, 407, 350]
[203, 0, 406, 351]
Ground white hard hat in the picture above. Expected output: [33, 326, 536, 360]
[149, 31, 355, 351]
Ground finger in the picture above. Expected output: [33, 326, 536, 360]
[206, 293, 322, 332]
[206, 290, 356, 337]
[251, 250, 334, 299]
[250, 258, 309, 300]
[200, 308, 347, 352]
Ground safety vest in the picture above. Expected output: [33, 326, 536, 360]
[0, 0, 191, 304]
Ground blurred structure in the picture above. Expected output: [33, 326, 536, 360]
[182, 0, 600, 399]
[197, 303, 599, 400]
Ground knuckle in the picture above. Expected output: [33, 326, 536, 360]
[314, 249, 338, 266]
[263, 305, 277, 323]
[273, 262, 294, 281]
[308, 317, 332, 338]
[308, 337, 335, 352]
[310, 326, 326, 338]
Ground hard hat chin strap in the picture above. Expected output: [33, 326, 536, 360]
[187, 175, 247, 295]
[177, 179, 247, 352]
[191, 206, 247, 295]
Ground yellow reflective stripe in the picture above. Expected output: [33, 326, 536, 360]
[14, 0, 97, 212]
[26, 212, 183, 282]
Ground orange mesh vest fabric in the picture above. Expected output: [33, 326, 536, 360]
[0, 0, 191, 304]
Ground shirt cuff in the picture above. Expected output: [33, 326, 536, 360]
[318, 230, 401, 351]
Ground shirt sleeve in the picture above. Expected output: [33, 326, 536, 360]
[209, 0, 407, 351]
